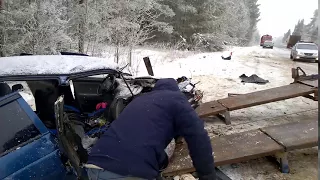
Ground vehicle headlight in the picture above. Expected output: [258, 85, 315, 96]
[314, 53, 318, 56]
[298, 51, 304, 55]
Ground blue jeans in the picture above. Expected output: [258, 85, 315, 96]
[86, 168, 147, 180]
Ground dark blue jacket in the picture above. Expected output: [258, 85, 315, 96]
[87, 78, 214, 179]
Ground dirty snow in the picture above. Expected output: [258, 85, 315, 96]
[5, 46, 318, 180]
[0, 55, 119, 76]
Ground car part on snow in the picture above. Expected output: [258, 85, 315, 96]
[19, 53, 33, 56]
[60, 52, 89, 56]
[177, 77, 204, 108]
[221, 51, 232, 60]
[239, 74, 269, 84]
[292, 67, 319, 82]
[143, 57, 154, 76]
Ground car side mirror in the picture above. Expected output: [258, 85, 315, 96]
[12, 84, 24, 92]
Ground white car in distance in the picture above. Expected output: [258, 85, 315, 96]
[290, 42, 318, 62]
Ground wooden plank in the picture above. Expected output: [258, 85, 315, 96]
[218, 83, 315, 111]
[195, 101, 227, 118]
[143, 57, 154, 76]
[162, 130, 284, 176]
[298, 79, 318, 88]
[260, 120, 318, 151]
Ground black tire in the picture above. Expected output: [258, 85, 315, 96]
[271, 47, 273, 49]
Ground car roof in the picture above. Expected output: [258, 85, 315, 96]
[0, 55, 120, 77]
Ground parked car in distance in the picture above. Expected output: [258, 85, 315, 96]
[290, 42, 318, 62]
[262, 40, 274, 49]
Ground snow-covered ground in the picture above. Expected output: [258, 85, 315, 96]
[6, 46, 318, 180]
[100, 46, 319, 180]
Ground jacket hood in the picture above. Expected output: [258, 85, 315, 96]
[153, 78, 180, 92]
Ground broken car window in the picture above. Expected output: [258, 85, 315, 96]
[0, 101, 40, 155]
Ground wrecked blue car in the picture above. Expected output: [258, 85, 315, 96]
[0, 55, 203, 180]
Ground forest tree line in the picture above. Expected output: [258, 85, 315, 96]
[0, 0, 260, 57]
[282, 9, 318, 44]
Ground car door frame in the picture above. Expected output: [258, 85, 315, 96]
[0, 92, 70, 180]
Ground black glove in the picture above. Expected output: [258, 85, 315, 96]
[198, 167, 217, 180]
[198, 172, 217, 180]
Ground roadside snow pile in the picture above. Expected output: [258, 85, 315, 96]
[232, 46, 290, 59]
[126, 49, 236, 79]
[0, 55, 119, 76]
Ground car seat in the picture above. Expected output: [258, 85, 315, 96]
[0, 82, 12, 97]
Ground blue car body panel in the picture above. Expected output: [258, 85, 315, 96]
[0, 93, 74, 180]
[1, 135, 67, 180]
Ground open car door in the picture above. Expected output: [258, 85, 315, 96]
[54, 95, 88, 180]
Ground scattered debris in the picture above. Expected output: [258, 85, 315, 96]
[239, 74, 269, 84]
[180, 174, 196, 180]
[221, 51, 233, 60]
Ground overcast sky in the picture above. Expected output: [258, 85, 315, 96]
[257, 0, 318, 38]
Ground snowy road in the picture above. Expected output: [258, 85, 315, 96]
[188, 46, 318, 180]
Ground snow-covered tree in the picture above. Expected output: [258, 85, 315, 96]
[303, 9, 318, 42]
[0, 0, 71, 56]
[282, 29, 291, 43]
[0, 0, 261, 56]
[292, 19, 304, 36]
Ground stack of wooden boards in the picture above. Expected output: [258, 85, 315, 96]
[162, 120, 318, 176]
[195, 79, 318, 124]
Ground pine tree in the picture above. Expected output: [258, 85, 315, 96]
[282, 29, 291, 43]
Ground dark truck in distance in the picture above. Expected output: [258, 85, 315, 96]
[260, 34, 273, 46]
[286, 35, 301, 48]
